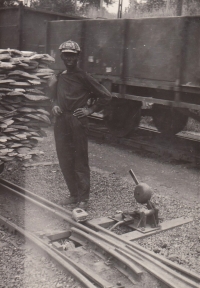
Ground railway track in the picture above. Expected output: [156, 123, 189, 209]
[0, 178, 200, 288]
[88, 119, 200, 165]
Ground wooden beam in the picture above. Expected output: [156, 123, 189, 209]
[88, 217, 193, 241]
[46, 230, 71, 241]
[120, 217, 193, 241]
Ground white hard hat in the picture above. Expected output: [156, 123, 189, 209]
[59, 40, 81, 53]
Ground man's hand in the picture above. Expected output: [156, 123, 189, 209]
[73, 108, 92, 118]
[52, 106, 62, 116]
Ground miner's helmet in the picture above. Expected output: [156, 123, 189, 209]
[59, 40, 81, 54]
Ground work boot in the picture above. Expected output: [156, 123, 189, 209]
[60, 197, 78, 205]
[78, 201, 89, 210]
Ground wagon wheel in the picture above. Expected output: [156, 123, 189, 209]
[152, 104, 188, 135]
[106, 99, 142, 137]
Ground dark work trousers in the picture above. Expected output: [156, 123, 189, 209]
[54, 113, 90, 202]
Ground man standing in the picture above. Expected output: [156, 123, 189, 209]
[49, 40, 112, 210]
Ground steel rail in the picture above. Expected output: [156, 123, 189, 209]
[0, 180, 119, 288]
[1, 178, 199, 287]
[0, 178, 71, 217]
[127, 242, 200, 284]
[0, 215, 96, 288]
[0, 178, 141, 285]
[116, 247, 199, 288]
[88, 125, 200, 163]
[89, 122, 200, 145]
[85, 222, 200, 286]
[71, 227, 200, 288]
[40, 238, 115, 288]
[70, 227, 142, 285]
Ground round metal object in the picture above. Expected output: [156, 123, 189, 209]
[152, 104, 188, 135]
[134, 183, 153, 204]
[106, 99, 142, 137]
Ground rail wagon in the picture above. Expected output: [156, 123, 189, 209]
[46, 17, 200, 136]
[0, 4, 83, 52]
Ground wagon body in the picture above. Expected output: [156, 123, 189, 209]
[1, 8, 200, 135]
[47, 17, 200, 109]
[0, 5, 83, 53]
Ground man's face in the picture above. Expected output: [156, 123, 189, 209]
[61, 52, 79, 69]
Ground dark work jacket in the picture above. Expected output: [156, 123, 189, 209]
[48, 67, 112, 113]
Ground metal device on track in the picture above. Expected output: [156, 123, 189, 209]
[109, 169, 159, 233]
[72, 208, 89, 223]
[1, 178, 198, 288]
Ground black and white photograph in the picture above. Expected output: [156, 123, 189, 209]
[0, 0, 200, 287]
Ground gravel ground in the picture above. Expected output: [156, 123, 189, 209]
[0, 126, 200, 287]
[0, 228, 79, 288]
[0, 189, 71, 233]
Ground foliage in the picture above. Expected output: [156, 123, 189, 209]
[78, 0, 116, 16]
[146, 0, 166, 11]
[31, 0, 75, 13]
[0, 0, 18, 7]
[31, 0, 115, 14]
[79, 0, 115, 9]
[129, 0, 166, 13]
[125, 0, 200, 18]
[83, 5, 116, 18]
[126, 0, 171, 18]
[0, 0, 115, 15]
[183, 0, 200, 15]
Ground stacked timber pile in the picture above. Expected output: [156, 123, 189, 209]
[0, 48, 55, 165]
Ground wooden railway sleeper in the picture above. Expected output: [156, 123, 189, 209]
[116, 246, 199, 288]
[70, 227, 143, 284]
[0, 215, 96, 288]
[0, 182, 125, 288]
[84, 223, 200, 287]
[39, 236, 115, 288]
